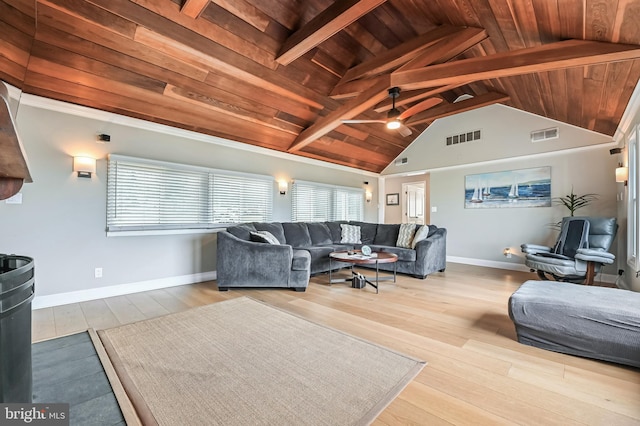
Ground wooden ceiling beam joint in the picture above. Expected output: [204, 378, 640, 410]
[288, 76, 391, 152]
[276, 0, 388, 66]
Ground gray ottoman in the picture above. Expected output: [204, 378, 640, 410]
[508, 280, 640, 368]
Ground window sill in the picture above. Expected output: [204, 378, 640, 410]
[106, 227, 227, 237]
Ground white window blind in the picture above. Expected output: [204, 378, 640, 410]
[107, 155, 273, 233]
[292, 180, 363, 222]
[628, 128, 638, 269]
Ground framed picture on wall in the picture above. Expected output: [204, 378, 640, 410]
[464, 166, 551, 209]
[386, 193, 399, 205]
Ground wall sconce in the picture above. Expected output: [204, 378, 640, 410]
[278, 180, 288, 195]
[73, 156, 96, 178]
[365, 191, 372, 203]
[616, 164, 629, 186]
[503, 248, 512, 258]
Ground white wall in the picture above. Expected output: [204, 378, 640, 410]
[383, 103, 619, 277]
[430, 148, 618, 270]
[613, 81, 640, 291]
[0, 97, 378, 302]
[383, 104, 612, 175]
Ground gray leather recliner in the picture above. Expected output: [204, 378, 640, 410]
[521, 217, 617, 285]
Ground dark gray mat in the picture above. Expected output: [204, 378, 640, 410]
[32, 331, 125, 426]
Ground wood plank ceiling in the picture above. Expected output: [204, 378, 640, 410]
[2, 0, 640, 173]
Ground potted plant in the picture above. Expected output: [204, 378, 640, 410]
[553, 188, 598, 216]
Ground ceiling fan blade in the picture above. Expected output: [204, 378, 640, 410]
[396, 124, 413, 137]
[341, 119, 387, 124]
[398, 97, 443, 121]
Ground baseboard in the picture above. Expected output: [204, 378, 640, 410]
[446, 256, 617, 284]
[446, 256, 531, 272]
[33, 271, 217, 310]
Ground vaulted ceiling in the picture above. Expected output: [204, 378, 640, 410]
[3, 0, 640, 173]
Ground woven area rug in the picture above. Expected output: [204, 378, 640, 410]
[97, 296, 425, 425]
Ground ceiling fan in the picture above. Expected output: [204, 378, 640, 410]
[341, 87, 442, 137]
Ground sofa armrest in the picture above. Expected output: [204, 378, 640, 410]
[216, 231, 293, 287]
[521, 244, 552, 254]
[414, 228, 447, 277]
[575, 248, 615, 264]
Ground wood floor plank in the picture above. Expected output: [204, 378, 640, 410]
[103, 295, 146, 325]
[32, 307, 56, 342]
[79, 299, 122, 330]
[52, 303, 89, 336]
[30, 264, 640, 424]
[124, 291, 171, 319]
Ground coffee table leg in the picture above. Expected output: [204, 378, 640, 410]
[329, 257, 332, 285]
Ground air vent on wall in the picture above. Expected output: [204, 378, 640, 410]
[446, 129, 481, 146]
[394, 157, 408, 166]
[531, 127, 558, 142]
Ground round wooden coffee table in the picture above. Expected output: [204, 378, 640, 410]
[328, 250, 398, 294]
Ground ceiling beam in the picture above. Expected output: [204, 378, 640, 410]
[331, 26, 485, 99]
[339, 25, 463, 84]
[395, 27, 487, 72]
[406, 92, 510, 126]
[288, 77, 391, 152]
[276, 0, 388, 66]
[181, 0, 209, 18]
[391, 39, 640, 91]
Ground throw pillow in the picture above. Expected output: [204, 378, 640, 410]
[396, 223, 417, 248]
[340, 224, 362, 244]
[411, 225, 430, 249]
[249, 231, 280, 245]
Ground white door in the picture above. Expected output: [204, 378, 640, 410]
[402, 182, 425, 224]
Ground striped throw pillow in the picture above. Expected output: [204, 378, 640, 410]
[249, 231, 280, 245]
[340, 224, 362, 244]
[396, 223, 417, 248]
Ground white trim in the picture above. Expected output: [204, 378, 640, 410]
[106, 227, 223, 237]
[447, 256, 531, 272]
[19, 93, 378, 177]
[384, 141, 617, 178]
[33, 271, 216, 309]
[2, 81, 21, 101]
[446, 256, 617, 283]
[615, 79, 640, 141]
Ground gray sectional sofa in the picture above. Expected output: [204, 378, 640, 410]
[216, 221, 447, 291]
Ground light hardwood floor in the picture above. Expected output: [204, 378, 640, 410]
[32, 264, 640, 425]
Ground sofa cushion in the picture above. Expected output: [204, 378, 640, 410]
[340, 224, 362, 244]
[350, 221, 377, 244]
[374, 224, 400, 246]
[282, 222, 312, 247]
[369, 245, 416, 262]
[307, 222, 333, 245]
[326, 221, 348, 243]
[226, 223, 256, 241]
[253, 222, 286, 244]
[250, 231, 280, 245]
[396, 223, 417, 248]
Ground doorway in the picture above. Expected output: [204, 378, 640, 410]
[401, 181, 425, 225]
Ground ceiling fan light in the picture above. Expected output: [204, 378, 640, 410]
[386, 120, 401, 130]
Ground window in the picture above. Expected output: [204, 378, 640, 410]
[107, 155, 273, 233]
[291, 180, 363, 222]
[628, 128, 638, 268]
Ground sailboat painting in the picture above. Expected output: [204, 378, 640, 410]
[465, 167, 551, 209]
